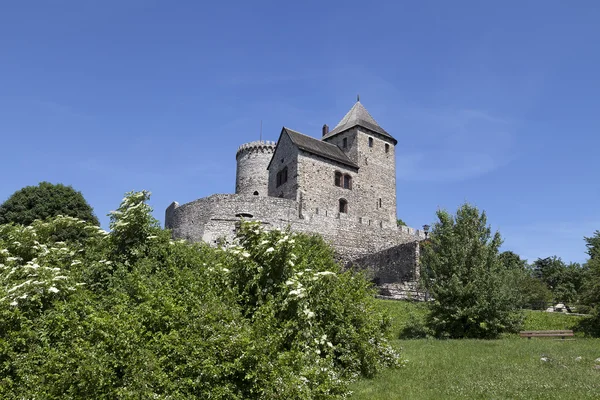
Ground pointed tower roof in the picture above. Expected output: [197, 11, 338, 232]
[323, 100, 397, 144]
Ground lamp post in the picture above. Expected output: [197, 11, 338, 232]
[422, 224, 430, 239]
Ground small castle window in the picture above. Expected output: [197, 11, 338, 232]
[379, 198, 382, 208]
[253, 191, 259, 196]
[368, 137, 373, 147]
[385, 143, 389, 153]
[343, 138, 348, 148]
[276, 167, 288, 187]
[334, 171, 342, 187]
[339, 198, 348, 214]
[235, 213, 254, 218]
[343, 174, 352, 190]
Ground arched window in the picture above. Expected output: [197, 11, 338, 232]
[334, 171, 342, 187]
[368, 137, 373, 147]
[343, 174, 352, 189]
[385, 143, 390, 153]
[253, 191, 259, 196]
[339, 198, 348, 214]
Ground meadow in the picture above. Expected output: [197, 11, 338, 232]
[350, 300, 600, 400]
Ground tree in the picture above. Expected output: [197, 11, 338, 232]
[397, 218, 407, 227]
[532, 256, 584, 304]
[499, 251, 527, 271]
[499, 251, 553, 309]
[579, 231, 600, 335]
[420, 203, 522, 339]
[0, 182, 99, 226]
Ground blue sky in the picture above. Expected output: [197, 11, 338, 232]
[1, 1, 599, 264]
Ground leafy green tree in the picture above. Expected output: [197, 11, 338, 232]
[420, 203, 523, 339]
[532, 256, 584, 304]
[0, 182, 99, 226]
[499, 251, 528, 271]
[579, 231, 600, 335]
[499, 251, 553, 309]
[397, 218, 407, 227]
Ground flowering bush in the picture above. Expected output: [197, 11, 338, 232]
[0, 192, 401, 399]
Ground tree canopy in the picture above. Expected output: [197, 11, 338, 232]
[0, 182, 99, 226]
[419, 203, 523, 339]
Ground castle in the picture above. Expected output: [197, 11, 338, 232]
[165, 99, 427, 298]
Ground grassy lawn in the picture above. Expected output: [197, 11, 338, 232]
[349, 300, 600, 399]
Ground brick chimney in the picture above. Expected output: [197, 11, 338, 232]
[322, 124, 329, 137]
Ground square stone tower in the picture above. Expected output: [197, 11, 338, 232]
[322, 100, 398, 226]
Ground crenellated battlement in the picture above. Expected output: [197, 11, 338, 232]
[236, 140, 277, 158]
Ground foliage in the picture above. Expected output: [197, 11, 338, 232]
[499, 251, 527, 271]
[579, 231, 600, 336]
[0, 191, 400, 399]
[0, 181, 99, 226]
[532, 256, 585, 304]
[498, 251, 553, 310]
[396, 219, 407, 227]
[419, 203, 523, 339]
[518, 274, 554, 310]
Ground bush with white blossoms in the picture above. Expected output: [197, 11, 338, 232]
[0, 191, 402, 399]
[0, 217, 107, 312]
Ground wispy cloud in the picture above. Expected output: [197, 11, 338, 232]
[392, 107, 515, 182]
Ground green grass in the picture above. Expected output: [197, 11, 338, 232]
[349, 301, 600, 399]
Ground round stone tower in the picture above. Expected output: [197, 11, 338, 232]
[235, 140, 277, 196]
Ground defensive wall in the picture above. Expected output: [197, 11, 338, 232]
[166, 193, 426, 287]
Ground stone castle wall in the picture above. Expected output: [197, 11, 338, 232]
[165, 193, 426, 264]
[235, 141, 276, 196]
[268, 133, 300, 200]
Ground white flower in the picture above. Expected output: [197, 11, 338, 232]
[48, 287, 60, 293]
[6, 257, 18, 262]
[19, 294, 28, 299]
[266, 247, 274, 253]
[316, 271, 336, 276]
[71, 260, 82, 266]
[242, 252, 250, 258]
[327, 342, 334, 348]
[303, 307, 315, 318]
[10, 301, 18, 307]
[147, 235, 158, 240]
[0, 249, 9, 255]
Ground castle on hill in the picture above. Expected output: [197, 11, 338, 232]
[165, 100, 427, 298]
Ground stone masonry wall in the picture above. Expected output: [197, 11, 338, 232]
[165, 193, 426, 263]
[348, 241, 419, 284]
[268, 133, 299, 200]
[235, 141, 276, 196]
[322, 127, 397, 226]
[296, 151, 358, 220]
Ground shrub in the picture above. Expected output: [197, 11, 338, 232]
[0, 191, 400, 399]
[420, 203, 523, 339]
